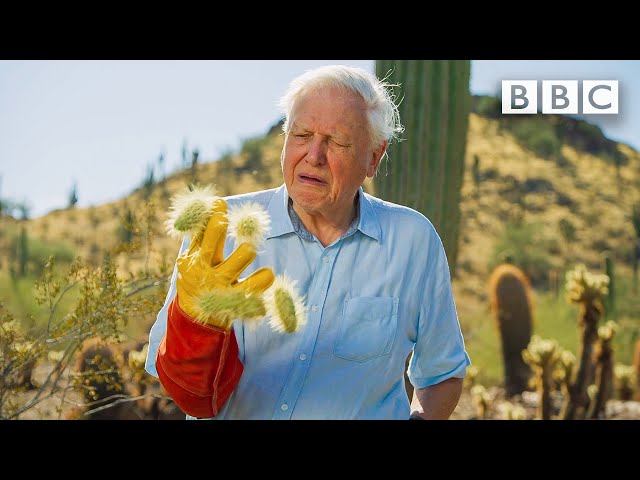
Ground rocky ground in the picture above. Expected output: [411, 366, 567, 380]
[11, 363, 640, 420]
[448, 386, 640, 420]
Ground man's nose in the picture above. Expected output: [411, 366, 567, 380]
[305, 135, 327, 167]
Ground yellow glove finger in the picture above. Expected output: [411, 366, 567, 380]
[198, 198, 229, 266]
[234, 267, 275, 294]
[215, 242, 256, 282]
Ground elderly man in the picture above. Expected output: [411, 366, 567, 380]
[145, 65, 471, 420]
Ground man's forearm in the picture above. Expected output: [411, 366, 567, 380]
[411, 377, 463, 420]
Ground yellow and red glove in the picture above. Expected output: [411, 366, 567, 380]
[156, 199, 274, 418]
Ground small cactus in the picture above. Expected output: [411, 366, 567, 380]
[523, 335, 561, 420]
[227, 202, 271, 249]
[565, 263, 609, 306]
[588, 321, 617, 419]
[263, 274, 307, 334]
[614, 364, 636, 401]
[555, 349, 576, 418]
[193, 289, 267, 330]
[127, 343, 149, 371]
[563, 264, 609, 420]
[498, 401, 527, 420]
[463, 365, 479, 389]
[165, 184, 219, 241]
[488, 264, 534, 397]
[470, 385, 491, 419]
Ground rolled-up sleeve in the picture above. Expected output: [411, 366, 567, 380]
[408, 236, 471, 389]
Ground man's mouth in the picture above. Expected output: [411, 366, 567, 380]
[298, 174, 327, 186]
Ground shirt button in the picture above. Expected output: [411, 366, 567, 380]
[281, 404, 289, 411]
[299, 353, 307, 361]
[323, 257, 330, 264]
[312, 305, 319, 312]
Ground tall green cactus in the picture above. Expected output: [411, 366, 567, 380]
[374, 60, 471, 274]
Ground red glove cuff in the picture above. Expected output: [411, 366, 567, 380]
[156, 295, 243, 418]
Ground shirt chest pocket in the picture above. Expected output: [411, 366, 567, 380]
[334, 296, 399, 362]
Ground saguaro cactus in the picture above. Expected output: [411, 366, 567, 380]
[374, 60, 471, 275]
[488, 264, 534, 397]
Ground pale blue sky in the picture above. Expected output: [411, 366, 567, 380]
[1, 60, 638, 218]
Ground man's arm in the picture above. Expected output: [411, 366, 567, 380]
[410, 377, 463, 420]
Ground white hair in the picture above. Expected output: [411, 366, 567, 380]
[277, 65, 404, 150]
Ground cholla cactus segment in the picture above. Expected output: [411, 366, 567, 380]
[559, 349, 576, 370]
[1, 319, 22, 335]
[614, 364, 636, 389]
[227, 202, 271, 249]
[264, 274, 307, 334]
[587, 384, 598, 401]
[498, 401, 527, 420]
[165, 185, 219, 240]
[554, 349, 576, 383]
[192, 288, 266, 330]
[597, 320, 617, 342]
[464, 364, 479, 389]
[470, 385, 491, 418]
[47, 350, 65, 363]
[523, 335, 561, 369]
[128, 344, 149, 370]
[614, 364, 635, 383]
[13, 341, 35, 354]
[565, 264, 609, 304]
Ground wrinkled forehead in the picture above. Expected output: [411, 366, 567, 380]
[290, 86, 368, 129]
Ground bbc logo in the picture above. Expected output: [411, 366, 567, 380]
[502, 80, 619, 114]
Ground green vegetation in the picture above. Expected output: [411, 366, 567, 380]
[472, 94, 631, 167]
[488, 220, 554, 288]
[465, 282, 638, 390]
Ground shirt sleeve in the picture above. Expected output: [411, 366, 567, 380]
[408, 231, 471, 389]
[145, 235, 191, 378]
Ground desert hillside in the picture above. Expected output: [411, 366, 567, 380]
[1, 102, 639, 418]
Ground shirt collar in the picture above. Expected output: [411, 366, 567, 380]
[266, 184, 381, 243]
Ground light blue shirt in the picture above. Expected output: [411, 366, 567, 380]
[146, 184, 471, 419]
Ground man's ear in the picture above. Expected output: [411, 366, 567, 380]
[367, 141, 387, 178]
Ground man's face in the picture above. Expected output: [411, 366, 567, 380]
[281, 87, 385, 219]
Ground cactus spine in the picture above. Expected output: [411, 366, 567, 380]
[488, 264, 534, 397]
